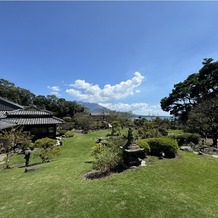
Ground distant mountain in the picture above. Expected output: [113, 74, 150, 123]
[77, 101, 172, 120]
[77, 101, 111, 114]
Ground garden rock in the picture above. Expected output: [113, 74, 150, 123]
[180, 146, 193, 152]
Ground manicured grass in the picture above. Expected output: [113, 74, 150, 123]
[1, 130, 218, 218]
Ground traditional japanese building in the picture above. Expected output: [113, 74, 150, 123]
[0, 97, 64, 140]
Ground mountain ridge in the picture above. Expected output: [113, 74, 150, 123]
[77, 101, 111, 114]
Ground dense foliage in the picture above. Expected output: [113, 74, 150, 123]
[111, 121, 121, 136]
[161, 58, 218, 144]
[0, 79, 35, 106]
[170, 133, 201, 147]
[187, 94, 218, 145]
[161, 58, 218, 123]
[135, 117, 170, 138]
[91, 140, 122, 173]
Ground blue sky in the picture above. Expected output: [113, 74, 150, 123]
[0, 1, 218, 116]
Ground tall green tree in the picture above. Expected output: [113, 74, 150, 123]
[111, 121, 121, 136]
[0, 79, 35, 105]
[161, 58, 218, 123]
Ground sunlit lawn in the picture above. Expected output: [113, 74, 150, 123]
[1, 129, 218, 218]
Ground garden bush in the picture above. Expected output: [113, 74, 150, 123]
[91, 141, 121, 173]
[107, 136, 127, 148]
[146, 137, 179, 158]
[65, 131, 75, 138]
[175, 133, 201, 146]
[58, 129, 67, 136]
[93, 148, 121, 173]
[91, 143, 106, 158]
[34, 146, 60, 163]
[34, 137, 60, 162]
[34, 137, 57, 149]
[135, 139, 151, 155]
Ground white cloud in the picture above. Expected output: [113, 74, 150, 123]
[66, 72, 144, 102]
[99, 102, 169, 116]
[47, 85, 61, 97]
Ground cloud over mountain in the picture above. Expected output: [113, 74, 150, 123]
[99, 102, 169, 116]
[66, 72, 144, 103]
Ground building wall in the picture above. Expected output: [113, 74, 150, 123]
[23, 124, 56, 141]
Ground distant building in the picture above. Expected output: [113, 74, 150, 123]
[0, 97, 64, 140]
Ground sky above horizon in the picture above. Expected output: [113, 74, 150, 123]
[1, 1, 218, 116]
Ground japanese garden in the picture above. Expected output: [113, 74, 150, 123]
[0, 58, 218, 217]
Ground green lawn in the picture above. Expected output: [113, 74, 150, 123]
[1, 130, 218, 218]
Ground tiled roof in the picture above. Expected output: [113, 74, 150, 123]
[0, 97, 23, 110]
[6, 109, 52, 116]
[3, 117, 64, 125]
[0, 99, 64, 127]
[0, 111, 6, 118]
[0, 120, 17, 130]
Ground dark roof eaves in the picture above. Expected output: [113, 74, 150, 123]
[0, 96, 24, 109]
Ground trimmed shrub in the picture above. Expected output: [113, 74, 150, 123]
[34, 137, 57, 149]
[65, 131, 75, 138]
[146, 137, 179, 158]
[135, 139, 151, 155]
[175, 133, 201, 146]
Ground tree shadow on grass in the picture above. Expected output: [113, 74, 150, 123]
[15, 162, 44, 168]
[84, 161, 129, 180]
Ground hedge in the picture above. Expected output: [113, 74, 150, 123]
[174, 133, 200, 146]
[135, 139, 151, 155]
[136, 137, 178, 158]
[65, 131, 75, 138]
[147, 137, 179, 158]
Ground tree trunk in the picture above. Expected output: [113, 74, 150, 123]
[5, 152, 10, 169]
[213, 134, 218, 147]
